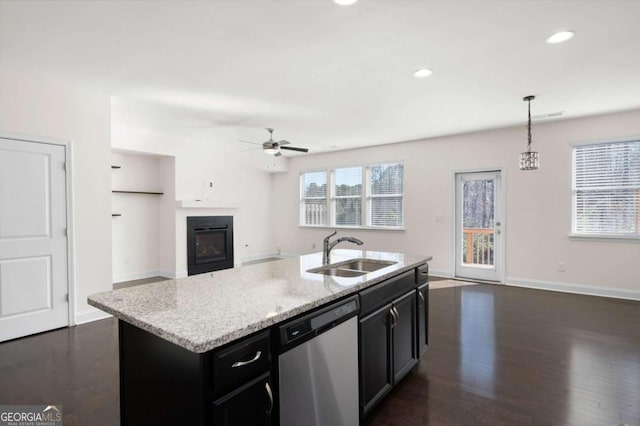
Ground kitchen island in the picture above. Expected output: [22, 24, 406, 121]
[89, 249, 431, 425]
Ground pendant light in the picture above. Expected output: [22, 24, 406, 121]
[519, 95, 539, 170]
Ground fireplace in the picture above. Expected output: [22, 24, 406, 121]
[187, 216, 234, 276]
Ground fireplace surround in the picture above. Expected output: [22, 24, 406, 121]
[187, 216, 234, 276]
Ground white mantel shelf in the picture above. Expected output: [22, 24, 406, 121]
[175, 200, 238, 209]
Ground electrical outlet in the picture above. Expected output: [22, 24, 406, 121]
[435, 215, 444, 223]
[312, 243, 316, 249]
[558, 262, 566, 272]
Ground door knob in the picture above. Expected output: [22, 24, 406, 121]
[496, 230, 501, 234]
[496, 222, 501, 226]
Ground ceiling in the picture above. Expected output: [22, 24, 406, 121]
[2, 0, 640, 154]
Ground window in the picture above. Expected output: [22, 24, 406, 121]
[301, 171, 328, 226]
[334, 167, 362, 226]
[300, 162, 404, 229]
[572, 140, 640, 237]
[369, 163, 404, 227]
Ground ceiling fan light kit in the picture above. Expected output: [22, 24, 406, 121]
[519, 95, 540, 171]
[238, 128, 309, 156]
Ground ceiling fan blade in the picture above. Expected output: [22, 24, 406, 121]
[274, 151, 282, 157]
[240, 147, 262, 152]
[238, 139, 261, 145]
[277, 139, 291, 145]
[280, 146, 309, 153]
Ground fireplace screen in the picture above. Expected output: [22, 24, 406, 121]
[187, 216, 234, 275]
[195, 230, 226, 264]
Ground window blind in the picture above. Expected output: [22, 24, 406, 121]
[369, 163, 404, 227]
[573, 141, 640, 236]
[334, 167, 362, 226]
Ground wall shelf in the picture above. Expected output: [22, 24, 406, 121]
[112, 214, 122, 217]
[113, 190, 164, 195]
[111, 165, 121, 169]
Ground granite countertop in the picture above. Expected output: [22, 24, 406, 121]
[88, 249, 431, 353]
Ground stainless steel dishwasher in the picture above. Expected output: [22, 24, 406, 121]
[278, 295, 360, 426]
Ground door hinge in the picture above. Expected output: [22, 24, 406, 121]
[63, 162, 67, 171]
[65, 294, 69, 302]
[64, 228, 67, 236]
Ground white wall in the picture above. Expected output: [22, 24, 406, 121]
[0, 67, 112, 323]
[111, 151, 175, 282]
[111, 125, 275, 276]
[272, 109, 640, 299]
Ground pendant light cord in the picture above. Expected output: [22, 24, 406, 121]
[527, 98, 532, 153]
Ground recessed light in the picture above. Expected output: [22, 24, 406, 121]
[546, 30, 575, 44]
[413, 68, 433, 78]
[333, 0, 358, 5]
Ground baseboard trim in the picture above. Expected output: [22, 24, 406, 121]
[429, 269, 453, 278]
[156, 270, 178, 279]
[505, 277, 640, 301]
[113, 270, 172, 284]
[75, 307, 112, 325]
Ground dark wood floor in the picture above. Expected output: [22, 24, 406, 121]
[1, 284, 638, 426]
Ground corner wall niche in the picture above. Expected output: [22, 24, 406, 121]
[111, 151, 176, 285]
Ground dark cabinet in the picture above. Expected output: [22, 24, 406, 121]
[417, 282, 429, 356]
[213, 331, 271, 398]
[359, 290, 418, 417]
[118, 321, 273, 426]
[212, 373, 273, 426]
[392, 290, 418, 382]
[212, 332, 272, 426]
[359, 303, 393, 416]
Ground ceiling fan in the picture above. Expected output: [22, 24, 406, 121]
[239, 128, 309, 157]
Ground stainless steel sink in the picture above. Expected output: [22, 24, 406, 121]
[337, 259, 396, 272]
[310, 268, 367, 277]
[307, 259, 397, 277]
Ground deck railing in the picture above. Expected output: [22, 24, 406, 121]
[463, 228, 494, 265]
[304, 203, 328, 226]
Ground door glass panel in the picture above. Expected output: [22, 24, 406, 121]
[462, 179, 495, 266]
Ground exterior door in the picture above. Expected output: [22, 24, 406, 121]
[455, 171, 503, 282]
[0, 137, 69, 341]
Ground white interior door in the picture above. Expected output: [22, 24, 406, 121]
[0, 137, 69, 341]
[455, 171, 503, 282]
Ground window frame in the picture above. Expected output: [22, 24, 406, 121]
[570, 137, 640, 240]
[331, 166, 365, 227]
[299, 169, 329, 227]
[300, 161, 405, 230]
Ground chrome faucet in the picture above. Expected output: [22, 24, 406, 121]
[322, 230, 364, 265]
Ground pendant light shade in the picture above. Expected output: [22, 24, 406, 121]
[519, 95, 539, 170]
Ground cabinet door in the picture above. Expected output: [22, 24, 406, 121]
[212, 373, 273, 426]
[392, 290, 418, 383]
[417, 283, 429, 356]
[359, 303, 393, 417]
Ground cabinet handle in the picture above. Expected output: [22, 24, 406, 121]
[418, 291, 426, 307]
[232, 351, 262, 368]
[393, 306, 400, 323]
[265, 382, 273, 416]
[389, 308, 397, 329]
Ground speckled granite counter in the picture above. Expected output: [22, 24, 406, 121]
[88, 249, 431, 353]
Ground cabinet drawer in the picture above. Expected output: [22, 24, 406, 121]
[416, 263, 428, 285]
[360, 270, 415, 316]
[213, 330, 271, 397]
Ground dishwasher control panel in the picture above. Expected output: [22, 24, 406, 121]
[279, 296, 359, 348]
